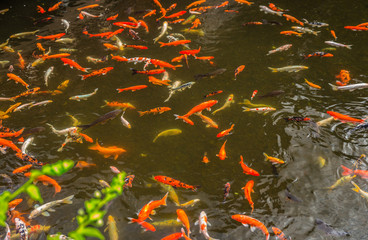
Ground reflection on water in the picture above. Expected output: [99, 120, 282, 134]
[0, 0, 368, 239]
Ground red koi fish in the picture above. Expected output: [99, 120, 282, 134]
[124, 175, 135, 188]
[344, 26, 368, 31]
[330, 30, 337, 40]
[0, 128, 24, 138]
[166, 3, 177, 11]
[37, 5, 46, 14]
[37, 33, 65, 40]
[283, 14, 303, 26]
[272, 227, 289, 240]
[239, 155, 260, 176]
[60, 58, 89, 72]
[0, 138, 21, 153]
[159, 40, 191, 47]
[48, 1, 63, 12]
[134, 220, 156, 232]
[17, 52, 25, 69]
[154, 175, 200, 191]
[150, 59, 181, 69]
[124, 45, 148, 50]
[42, 53, 70, 60]
[117, 85, 148, 92]
[280, 31, 303, 37]
[304, 52, 333, 59]
[77, 4, 99, 11]
[327, 111, 363, 123]
[24, 172, 61, 195]
[13, 164, 32, 174]
[165, 10, 187, 19]
[180, 47, 201, 56]
[231, 214, 270, 240]
[113, 22, 138, 28]
[106, 14, 118, 21]
[138, 107, 171, 116]
[251, 90, 258, 100]
[143, 10, 156, 18]
[131, 68, 166, 75]
[80, 67, 113, 80]
[269, 3, 286, 12]
[175, 100, 218, 125]
[217, 124, 234, 138]
[216, 140, 227, 160]
[204, 90, 223, 98]
[131, 192, 168, 222]
[341, 165, 368, 179]
[234, 65, 245, 80]
[224, 182, 231, 201]
[216, 1, 229, 8]
[8, 199, 23, 210]
[242, 180, 255, 213]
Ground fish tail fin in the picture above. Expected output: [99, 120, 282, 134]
[263, 152, 269, 161]
[314, 31, 321, 36]
[161, 192, 168, 206]
[329, 83, 338, 91]
[62, 195, 74, 204]
[351, 181, 360, 192]
[84, 68, 91, 73]
[242, 107, 250, 112]
[79, 75, 86, 80]
[138, 111, 145, 117]
[193, 185, 201, 191]
[341, 165, 353, 176]
[130, 68, 138, 75]
[127, 217, 140, 224]
[158, 42, 165, 47]
[268, 67, 278, 72]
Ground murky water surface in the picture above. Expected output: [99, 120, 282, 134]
[1, 0, 368, 239]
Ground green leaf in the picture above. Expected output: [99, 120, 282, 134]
[88, 210, 105, 222]
[84, 199, 100, 214]
[26, 185, 43, 204]
[42, 159, 74, 176]
[0, 192, 11, 226]
[79, 227, 105, 240]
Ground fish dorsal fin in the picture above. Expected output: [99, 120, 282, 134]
[48, 208, 56, 212]
[207, 221, 211, 226]
[194, 220, 199, 225]
[42, 211, 50, 217]
[242, 223, 249, 228]
[250, 226, 256, 232]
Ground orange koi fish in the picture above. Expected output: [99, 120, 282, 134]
[75, 161, 96, 169]
[7, 73, 29, 88]
[202, 152, 210, 163]
[216, 124, 234, 138]
[204, 90, 223, 98]
[216, 1, 229, 8]
[60, 58, 89, 72]
[195, 56, 214, 61]
[37, 33, 65, 40]
[180, 47, 201, 56]
[0, 128, 24, 138]
[157, 7, 167, 21]
[42, 53, 70, 60]
[165, 10, 187, 19]
[48, 1, 63, 12]
[113, 21, 138, 28]
[305, 79, 321, 89]
[150, 59, 180, 69]
[17, 52, 25, 69]
[280, 31, 303, 37]
[341, 165, 368, 179]
[80, 67, 113, 80]
[124, 44, 148, 50]
[242, 180, 255, 213]
[335, 69, 350, 85]
[224, 10, 239, 13]
[234, 65, 245, 80]
[10, 87, 39, 101]
[8, 199, 23, 210]
[103, 43, 119, 50]
[88, 141, 126, 160]
[231, 214, 269, 240]
[79, 133, 93, 143]
[187, 0, 206, 9]
[36, 43, 45, 52]
[16, 152, 43, 165]
[24, 172, 61, 195]
[304, 52, 333, 59]
[148, 76, 171, 86]
[159, 40, 191, 47]
[154, 175, 200, 191]
[269, 3, 286, 11]
[272, 227, 289, 240]
[357, 22, 368, 27]
[263, 153, 285, 164]
[138, 107, 171, 116]
[216, 140, 227, 160]
[143, 9, 156, 18]
[161, 231, 185, 240]
[12, 164, 33, 174]
[283, 14, 303, 26]
[172, 55, 185, 62]
[137, 20, 149, 32]
[153, 0, 163, 8]
[190, 18, 201, 29]
[166, 3, 177, 11]
[327, 111, 364, 123]
[106, 14, 118, 21]
[239, 155, 260, 176]
[37, 5, 46, 14]
[331, 30, 337, 40]
[77, 4, 99, 11]
[131, 68, 166, 75]
[235, 0, 254, 5]
[181, 100, 218, 118]
[124, 174, 135, 188]
[129, 192, 168, 222]
[344, 26, 368, 31]
[137, 221, 156, 232]
[88, 31, 113, 38]
[196, 113, 218, 128]
[177, 209, 191, 236]
[117, 85, 148, 92]
[104, 101, 136, 109]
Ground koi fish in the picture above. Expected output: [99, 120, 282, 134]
[325, 40, 352, 49]
[48, 1, 63, 11]
[269, 3, 286, 12]
[259, 5, 283, 16]
[268, 65, 308, 72]
[283, 14, 304, 26]
[242, 107, 276, 113]
[133, 220, 156, 232]
[159, 40, 191, 47]
[263, 153, 284, 164]
[124, 175, 135, 188]
[75, 161, 96, 169]
[80, 67, 113, 80]
[7, 73, 29, 88]
[29, 195, 74, 219]
[150, 59, 181, 69]
[212, 94, 234, 115]
[305, 78, 321, 89]
[131, 68, 166, 75]
[202, 152, 210, 163]
[130, 192, 168, 222]
[235, 0, 254, 5]
[234, 65, 245, 80]
[8, 199, 23, 210]
[195, 211, 218, 240]
[280, 31, 303, 37]
[17, 52, 25, 69]
[15, 218, 28, 240]
[180, 47, 201, 56]
[143, 10, 156, 18]
[177, 100, 218, 118]
[165, 10, 187, 19]
[61, 58, 89, 72]
[104, 101, 135, 110]
[12, 164, 32, 174]
[42, 53, 71, 60]
[231, 214, 269, 240]
[153, 129, 182, 143]
[88, 141, 126, 160]
[302, 19, 329, 27]
[304, 52, 333, 59]
[177, 209, 191, 236]
[242, 180, 255, 213]
[69, 88, 98, 101]
[24, 173, 61, 194]
[196, 113, 218, 128]
[180, 199, 200, 208]
[120, 111, 131, 129]
[291, 26, 320, 35]
[204, 90, 223, 98]
[106, 215, 118, 240]
[148, 76, 171, 86]
[16, 152, 43, 165]
[0, 138, 21, 153]
[284, 117, 311, 122]
[138, 107, 171, 116]
[124, 44, 148, 50]
[341, 165, 368, 179]
[186, 0, 206, 9]
[344, 26, 368, 31]
[216, 140, 227, 160]
[272, 227, 290, 240]
[116, 85, 148, 92]
[239, 155, 260, 176]
[224, 182, 231, 201]
[154, 21, 169, 43]
[154, 175, 200, 191]
[77, 4, 99, 11]
[327, 111, 363, 123]
[315, 218, 350, 237]
[161, 231, 184, 240]
[217, 124, 234, 138]
[327, 175, 356, 190]
[37, 33, 65, 40]
[78, 109, 123, 130]
[37, 5, 46, 14]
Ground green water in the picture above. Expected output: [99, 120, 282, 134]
[1, 0, 368, 239]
